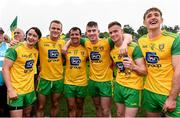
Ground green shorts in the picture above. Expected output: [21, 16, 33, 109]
[64, 84, 87, 98]
[143, 89, 180, 117]
[113, 82, 142, 108]
[88, 79, 112, 97]
[8, 91, 36, 108]
[36, 78, 64, 95]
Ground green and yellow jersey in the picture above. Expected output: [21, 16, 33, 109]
[80, 38, 113, 82]
[110, 42, 144, 90]
[64, 45, 88, 86]
[5, 42, 38, 94]
[38, 36, 65, 81]
[138, 31, 180, 95]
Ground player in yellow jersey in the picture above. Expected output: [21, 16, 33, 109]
[2, 27, 41, 117]
[64, 27, 88, 117]
[138, 7, 180, 117]
[108, 21, 147, 117]
[36, 20, 65, 117]
[63, 21, 132, 117]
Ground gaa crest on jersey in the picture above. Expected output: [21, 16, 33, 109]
[99, 46, 104, 51]
[25, 60, 34, 69]
[116, 62, 125, 72]
[70, 56, 81, 66]
[48, 50, 59, 59]
[90, 52, 101, 60]
[146, 52, 159, 64]
[159, 44, 164, 52]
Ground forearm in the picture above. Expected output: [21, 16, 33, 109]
[132, 64, 147, 76]
[64, 39, 71, 48]
[2, 68, 14, 91]
[169, 71, 180, 100]
[62, 39, 71, 54]
[123, 33, 132, 44]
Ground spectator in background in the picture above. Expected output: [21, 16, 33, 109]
[0, 27, 9, 117]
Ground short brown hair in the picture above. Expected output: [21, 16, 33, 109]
[143, 7, 162, 20]
[108, 21, 121, 29]
[49, 20, 62, 28]
[86, 21, 98, 27]
[69, 27, 82, 35]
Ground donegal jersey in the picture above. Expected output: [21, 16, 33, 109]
[80, 38, 113, 82]
[38, 37, 65, 81]
[138, 31, 180, 95]
[64, 45, 88, 86]
[5, 42, 38, 94]
[110, 42, 144, 90]
[0, 42, 9, 86]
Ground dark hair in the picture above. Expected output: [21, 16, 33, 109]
[49, 20, 62, 28]
[69, 27, 82, 35]
[108, 21, 122, 29]
[87, 21, 98, 27]
[143, 7, 162, 20]
[26, 27, 42, 39]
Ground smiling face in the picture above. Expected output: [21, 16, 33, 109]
[26, 29, 39, 47]
[143, 10, 163, 31]
[108, 25, 123, 43]
[70, 29, 81, 46]
[49, 22, 62, 40]
[86, 26, 99, 43]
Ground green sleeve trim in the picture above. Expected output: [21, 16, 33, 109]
[132, 43, 143, 60]
[5, 48, 17, 61]
[172, 36, 180, 55]
[80, 38, 87, 46]
[162, 30, 178, 38]
[108, 38, 114, 49]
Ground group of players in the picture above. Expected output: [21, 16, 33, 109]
[0, 7, 180, 117]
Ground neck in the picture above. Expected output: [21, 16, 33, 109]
[71, 42, 80, 47]
[50, 36, 58, 41]
[26, 42, 34, 49]
[148, 28, 161, 39]
[115, 38, 123, 47]
[90, 39, 98, 44]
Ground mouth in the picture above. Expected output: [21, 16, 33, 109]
[149, 19, 158, 25]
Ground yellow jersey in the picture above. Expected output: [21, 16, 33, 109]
[64, 45, 88, 86]
[5, 42, 38, 94]
[81, 38, 113, 82]
[138, 31, 180, 95]
[38, 36, 65, 81]
[110, 42, 144, 90]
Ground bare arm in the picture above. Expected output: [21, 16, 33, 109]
[62, 39, 71, 54]
[123, 57, 147, 76]
[120, 34, 132, 54]
[163, 55, 180, 112]
[2, 58, 17, 100]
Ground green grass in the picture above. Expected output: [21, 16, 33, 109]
[43, 95, 145, 117]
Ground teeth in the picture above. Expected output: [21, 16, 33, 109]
[150, 20, 157, 24]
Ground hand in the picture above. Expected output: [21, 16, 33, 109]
[8, 89, 18, 100]
[9, 39, 20, 47]
[62, 46, 68, 54]
[163, 96, 176, 112]
[123, 56, 134, 70]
